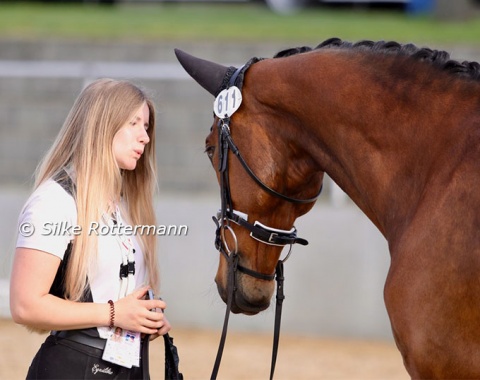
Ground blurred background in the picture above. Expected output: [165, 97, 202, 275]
[1, 0, 480, 368]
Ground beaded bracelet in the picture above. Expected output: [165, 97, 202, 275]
[108, 300, 115, 329]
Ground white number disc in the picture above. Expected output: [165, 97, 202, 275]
[213, 86, 243, 119]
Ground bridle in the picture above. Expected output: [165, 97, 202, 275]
[210, 60, 322, 380]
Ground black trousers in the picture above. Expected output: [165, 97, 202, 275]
[27, 335, 145, 379]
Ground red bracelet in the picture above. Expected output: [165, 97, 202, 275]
[108, 300, 115, 328]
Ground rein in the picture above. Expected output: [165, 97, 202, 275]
[210, 62, 321, 380]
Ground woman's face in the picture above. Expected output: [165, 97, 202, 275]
[113, 102, 150, 170]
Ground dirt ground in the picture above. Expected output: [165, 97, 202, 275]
[0, 318, 409, 380]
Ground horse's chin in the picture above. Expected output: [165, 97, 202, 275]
[231, 292, 270, 315]
[216, 278, 273, 315]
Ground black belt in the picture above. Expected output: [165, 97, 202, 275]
[52, 330, 107, 351]
[53, 330, 150, 379]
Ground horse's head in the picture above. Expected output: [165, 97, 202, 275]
[175, 49, 324, 314]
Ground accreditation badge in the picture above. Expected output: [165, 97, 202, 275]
[102, 327, 141, 368]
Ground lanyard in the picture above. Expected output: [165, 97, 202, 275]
[106, 205, 136, 299]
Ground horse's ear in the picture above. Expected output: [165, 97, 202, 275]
[174, 49, 231, 96]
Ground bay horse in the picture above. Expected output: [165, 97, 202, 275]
[175, 38, 480, 378]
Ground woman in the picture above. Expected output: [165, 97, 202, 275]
[10, 78, 170, 379]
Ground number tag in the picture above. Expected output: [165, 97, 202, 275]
[213, 86, 242, 119]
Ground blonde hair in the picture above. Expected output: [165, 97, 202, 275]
[35, 78, 158, 301]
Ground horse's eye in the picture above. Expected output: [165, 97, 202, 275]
[205, 146, 215, 160]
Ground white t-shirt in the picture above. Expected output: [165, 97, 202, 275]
[16, 179, 146, 338]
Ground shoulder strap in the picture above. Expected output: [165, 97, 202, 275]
[53, 169, 76, 197]
[49, 170, 92, 302]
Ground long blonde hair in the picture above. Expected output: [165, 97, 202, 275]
[35, 78, 158, 301]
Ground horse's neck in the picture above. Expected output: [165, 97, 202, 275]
[261, 52, 480, 241]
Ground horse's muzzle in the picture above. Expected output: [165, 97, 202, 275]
[215, 273, 273, 315]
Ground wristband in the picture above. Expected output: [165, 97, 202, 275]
[108, 300, 115, 329]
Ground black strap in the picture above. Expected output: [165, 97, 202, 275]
[270, 261, 285, 380]
[50, 170, 93, 302]
[52, 329, 106, 350]
[224, 125, 322, 205]
[237, 263, 275, 281]
[53, 169, 77, 197]
[49, 170, 95, 345]
[49, 241, 72, 298]
[163, 333, 183, 380]
[210, 258, 285, 380]
[210, 254, 238, 380]
[142, 335, 150, 380]
[229, 211, 309, 246]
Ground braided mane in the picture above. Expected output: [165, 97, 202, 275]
[274, 37, 480, 81]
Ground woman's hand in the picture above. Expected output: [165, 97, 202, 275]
[149, 314, 171, 341]
[113, 286, 169, 335]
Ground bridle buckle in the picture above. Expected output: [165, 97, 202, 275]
[268, 232, 279, 244]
